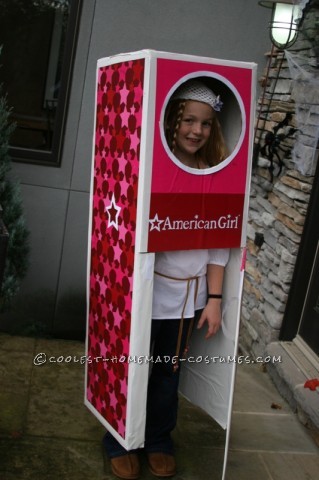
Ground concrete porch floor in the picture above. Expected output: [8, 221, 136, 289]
[0, 333, 318, 480]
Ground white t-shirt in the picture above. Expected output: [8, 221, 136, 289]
[152, 249, 229, 319]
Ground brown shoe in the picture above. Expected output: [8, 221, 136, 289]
[147, 452, 176, 477]
[110, 453, 140, 479]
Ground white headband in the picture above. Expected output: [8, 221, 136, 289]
[171, 80, 223, 112]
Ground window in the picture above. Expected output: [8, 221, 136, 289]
[0, 0, 82, 166]
[160, 74, 245, 176]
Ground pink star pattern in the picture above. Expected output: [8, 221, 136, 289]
[87, 59, 145, 439]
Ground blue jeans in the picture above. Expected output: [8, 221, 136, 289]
[103, 316, 194, 458]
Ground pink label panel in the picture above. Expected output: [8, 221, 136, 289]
[148, 193, 244, 252]
[86, 59, 144, 438]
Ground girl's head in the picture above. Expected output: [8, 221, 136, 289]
[164, 80, 228, 168]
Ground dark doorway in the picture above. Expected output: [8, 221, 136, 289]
[281, 158, 319, 359]
[298, 241, 319, 355]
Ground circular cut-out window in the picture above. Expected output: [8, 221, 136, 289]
[160, 72, 245, 175]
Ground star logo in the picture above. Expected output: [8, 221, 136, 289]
[105, 194, 121, 230]
[149, 213, 164, 232]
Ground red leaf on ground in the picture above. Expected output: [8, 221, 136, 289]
[304, 379, 319, 391]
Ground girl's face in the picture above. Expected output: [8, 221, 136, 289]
[174, 100, 214, 166]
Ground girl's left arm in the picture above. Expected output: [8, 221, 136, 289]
[197, 263, 225, 339]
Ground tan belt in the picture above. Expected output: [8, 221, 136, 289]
[154, 271, 200, 371]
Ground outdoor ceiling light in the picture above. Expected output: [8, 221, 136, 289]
[259, 0, 304, 49]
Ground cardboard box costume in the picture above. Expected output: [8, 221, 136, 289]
[85, 50, 256, 471]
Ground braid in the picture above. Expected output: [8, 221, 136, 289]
[171, 101, 186, 154]
[164, 100, 186, 153]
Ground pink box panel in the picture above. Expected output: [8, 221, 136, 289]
[148, 58, 254, 251]
[86, 58, 145, 439]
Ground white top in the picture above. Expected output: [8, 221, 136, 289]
[152, 249, 229, 319]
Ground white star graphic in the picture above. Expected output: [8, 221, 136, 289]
[149, 213, 164, 232]
[105, 193, 121, 230]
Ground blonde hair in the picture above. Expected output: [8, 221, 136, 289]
[164, 99, 228, 167]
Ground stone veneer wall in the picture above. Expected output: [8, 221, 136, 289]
[239, 0, 319, 357]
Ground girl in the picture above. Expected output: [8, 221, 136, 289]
[104, 79, 229, 480]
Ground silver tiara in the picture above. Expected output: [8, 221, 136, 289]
[171, 80, 223, 112]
